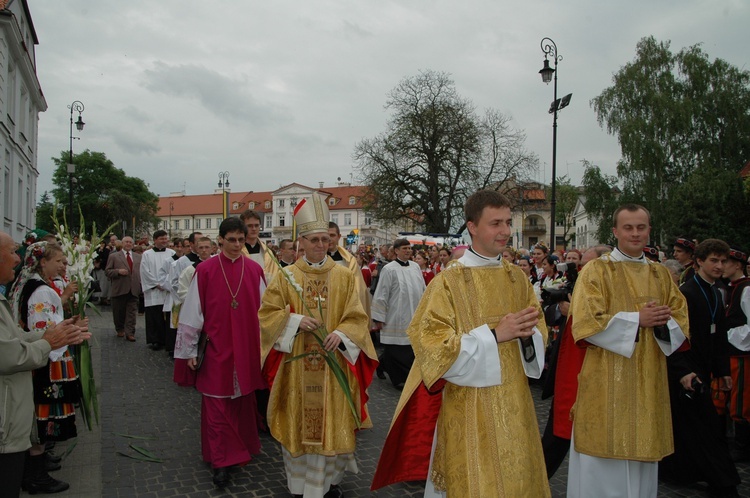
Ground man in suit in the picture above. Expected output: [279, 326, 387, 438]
[106, 236, 142, 342]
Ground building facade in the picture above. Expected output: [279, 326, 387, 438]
[155, 182, 397, 250]
[0, 0, 46, 242]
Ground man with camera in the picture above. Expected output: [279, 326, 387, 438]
[567, 204, 689, 497]
[660, 239, 740, 497]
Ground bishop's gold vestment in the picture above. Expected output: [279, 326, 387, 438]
[570, 256, 689, 461]
[399, 260, 550, 497]
[259, 258, 377, 457]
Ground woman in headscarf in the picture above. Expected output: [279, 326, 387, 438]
[9, 241, 83, 494]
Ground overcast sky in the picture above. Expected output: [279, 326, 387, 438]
[29, 0, 748, 200]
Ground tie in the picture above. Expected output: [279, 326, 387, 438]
[126, 252, 133, 272]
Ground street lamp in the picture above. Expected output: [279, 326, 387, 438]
[68, 100, 85, 231]
[168, 201, 174, 238]
[538, 37, 572, 250]
[218, 171, 230, 218]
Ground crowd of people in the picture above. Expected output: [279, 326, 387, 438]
[2, 190, 750, 497]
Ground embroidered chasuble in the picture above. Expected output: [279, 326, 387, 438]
[374, 257, 550, 497]
[570, 255, 689, 461]
[259, 258, 377, 457]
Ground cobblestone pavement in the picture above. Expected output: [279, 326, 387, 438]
[28, 308, 750, 497]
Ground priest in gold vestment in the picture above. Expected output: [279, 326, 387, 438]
[372, 190, 549, 497]
[567, 204, 689, 498]
[259, 194, 378, 498]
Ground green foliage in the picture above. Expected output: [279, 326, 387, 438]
[551, 176, 579, 249]
[355, 70, 538, 233]
[581, 161, 619, 246]
[49, 149, 160, 237]
[35, 191, 56, 233]
[591, 36, 750, 244]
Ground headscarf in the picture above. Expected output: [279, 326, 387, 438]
[9, 241, 50, 323]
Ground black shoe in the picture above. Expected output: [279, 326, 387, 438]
[376, 365, 386, 379]
[44, 457, 61, 472]
[23, 473, 70, 494]
[324, 484, 344, 498]
[149, 343, 164, 351]
[212, 468, 230, 488]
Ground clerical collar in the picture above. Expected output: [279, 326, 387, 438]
[153, 247, 166, 252]
[394, 258, 410, 267]
[245, 241, 261, 254]
[611, 247, 646, 264]
[459, 247, 503, 267]
[329, 250, 343, 261]
[186, 252, 201, 263]
[695, 272, 715, 287]
[304, 255, 328, 268]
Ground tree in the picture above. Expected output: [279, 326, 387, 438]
[591, 36, 750, 244]
[581, 160, 620, 246]
[354, 70, 538, 233]
[550, 176, 580, 249]
[35, 191, 56, 233]
[50, 149, 160, 237]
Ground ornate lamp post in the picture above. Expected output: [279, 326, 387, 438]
[538, 38, 571, 251]
[218, 171, 230, 218]
[68, 101, 85, 231]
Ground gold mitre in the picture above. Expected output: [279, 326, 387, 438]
[293, 193, 329, 236]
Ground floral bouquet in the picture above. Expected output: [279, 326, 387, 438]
[52, 207, 117, 430]
[265, 247, 362, 428]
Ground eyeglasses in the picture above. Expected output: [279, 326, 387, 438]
[302, 236, 331, 245]
[223, 237, 245, 244]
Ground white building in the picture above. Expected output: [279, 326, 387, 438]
[0, 0, 46, 242]
[572, 196, 602, 249]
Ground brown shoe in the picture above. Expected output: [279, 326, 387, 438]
[116, 331, 125, 337]
[126, 335, 136, 342]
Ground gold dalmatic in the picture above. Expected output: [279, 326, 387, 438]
[570, 257, 689, 461]
[259, 258, 377, 457]
[395, 261, 550, 497]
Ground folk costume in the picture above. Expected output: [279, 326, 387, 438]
[567, 248, 689, 498]
[371, 258, 425, 387]
[174, 252, 266, 470]
[724, 247, 750, 458]
[259, 194, 378, 498]
[372, 248, 548, 497]
[9, 242, 81, 444]
[140, 245, 174, 348]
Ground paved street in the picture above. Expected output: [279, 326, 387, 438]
[26, 308, 750, 497]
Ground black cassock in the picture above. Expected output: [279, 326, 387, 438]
[659, 274, 740, 489]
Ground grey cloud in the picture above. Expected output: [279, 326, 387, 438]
[141, 62, 291, 126]
[111, 132, 160, 156]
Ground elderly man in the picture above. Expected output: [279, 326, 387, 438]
[260, 194, 378, 498]
[105, 236, 142, 342]
[0, 230, 90, 498]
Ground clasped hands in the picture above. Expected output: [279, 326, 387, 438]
[298, 317, 341, 351]
[43, 316, 91, 350]
[492, 307, 538, 343]
[639, 301, 671, 328]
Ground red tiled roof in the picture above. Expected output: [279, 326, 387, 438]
[157, 192, 256, 217]
[323, 185, 369, 210]
[740, 161, 750, 178]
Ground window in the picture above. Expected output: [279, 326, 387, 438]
[278, 199, 285, 208]
[233, 202, 239, 210]
[344, 214, 351, 225]
[331, 214, 339, 224]
[195, 218, 201, 229]
[174, 220, 180, 230]
[265, 201, 271, 209]
[329, 198, 336, 206]
[279, 215, 285, 227]
[184, 218, 191, 230]
[364, 213, 372, 225]
[349, 196, 356, 205]
[265, 217, 272, 229]
[216, 218, 222, 228]
[249, 202, 255, 209]
[206, 218, 212, 229]
[162, 220, 168, 230]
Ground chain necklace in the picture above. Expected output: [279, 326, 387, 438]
[219, 253, 245, 309]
